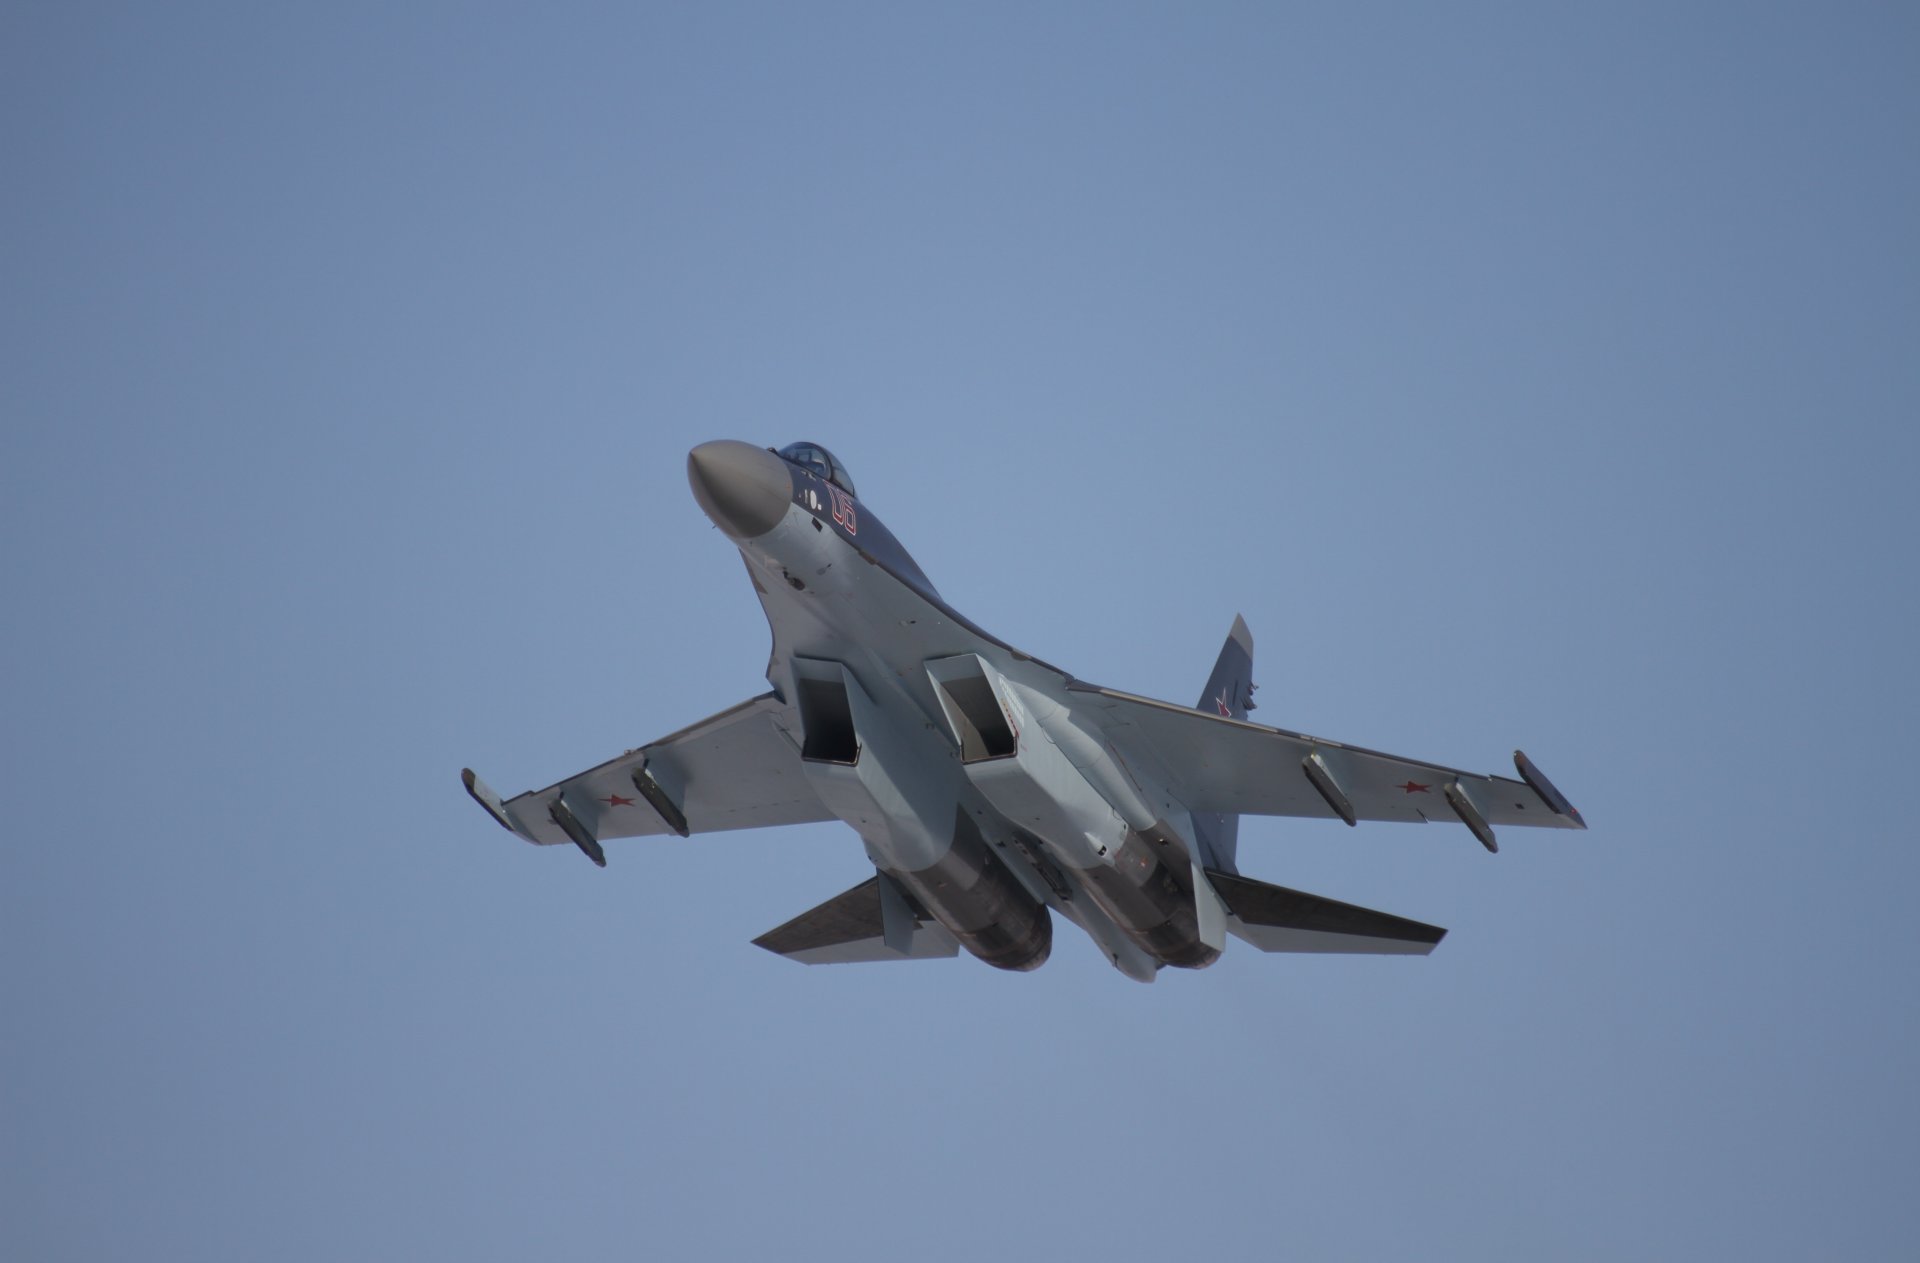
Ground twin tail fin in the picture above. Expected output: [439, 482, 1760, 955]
[1192, 614, 1255, 871]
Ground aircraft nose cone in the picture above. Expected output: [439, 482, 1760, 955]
[687, 441, 793, 541]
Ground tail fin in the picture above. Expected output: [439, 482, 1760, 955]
[1192, 614, 1255, 872]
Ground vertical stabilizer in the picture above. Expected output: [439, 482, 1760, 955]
[1192, 614, 1255, 873]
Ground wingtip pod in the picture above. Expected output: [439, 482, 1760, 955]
[1513, 750, 1587, 829]
[462, 768, 520, 834]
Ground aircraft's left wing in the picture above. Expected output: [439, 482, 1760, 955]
[462, 692, 833, 864]
[1068, 682, 1585, 852]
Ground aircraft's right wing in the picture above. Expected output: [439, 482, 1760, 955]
[1068, 682, 1585, 851]
[462, 692, 834, 864]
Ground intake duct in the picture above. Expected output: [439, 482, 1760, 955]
[925, 654, 1018, 763]
[792, 658, 859, 764]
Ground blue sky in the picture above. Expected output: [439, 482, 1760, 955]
[4, 3, 1916, 1259]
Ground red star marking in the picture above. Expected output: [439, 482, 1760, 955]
[601, 794, 635, 807]
[1397, 781, 1431, 794]
[1215, 689, 1233, 717]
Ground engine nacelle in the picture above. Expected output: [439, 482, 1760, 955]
[927, 655, 1219, 970]
[791, 656, 1051, 971]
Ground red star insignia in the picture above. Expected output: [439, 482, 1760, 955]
[1215, 689, 1233, 717]
[601, 794, 635, 807]
[1397, 781, 1431, 794]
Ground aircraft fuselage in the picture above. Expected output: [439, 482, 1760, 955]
[688, 440, 1219, 980]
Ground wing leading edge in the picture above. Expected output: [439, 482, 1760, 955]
[1067, 681, 1585, 849]
[463, 692, 834, 860]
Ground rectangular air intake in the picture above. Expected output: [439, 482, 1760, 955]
[793, 662, 860, 764]
[925, 655, 1017, 763]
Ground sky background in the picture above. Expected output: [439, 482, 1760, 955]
[4, 3, 1917, 1259]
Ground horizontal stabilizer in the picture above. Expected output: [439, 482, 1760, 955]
[1208, 870, 1446, 955]
[753, 875, 961, 965]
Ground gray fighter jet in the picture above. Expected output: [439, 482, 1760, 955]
[463, 440, 1586, 981]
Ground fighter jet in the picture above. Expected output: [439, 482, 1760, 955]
[463, 440, 1586, 981]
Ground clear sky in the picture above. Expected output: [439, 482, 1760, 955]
[4, 3, 1916, 1259]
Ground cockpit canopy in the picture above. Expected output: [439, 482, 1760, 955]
[776, 441, 856, 497]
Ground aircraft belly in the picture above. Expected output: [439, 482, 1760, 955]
[952, 674, 1219, 971]
[785, 649, 1049, 971]
[802, 774, 1051, 972]
[742, 503, 1211, 973]
[1050, 888, 1160, 983]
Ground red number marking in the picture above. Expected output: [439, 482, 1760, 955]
[828, 485, 858, 535]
